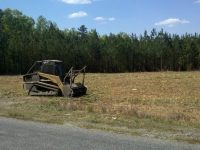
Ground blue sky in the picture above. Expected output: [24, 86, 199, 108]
[1, 0, 200, 36]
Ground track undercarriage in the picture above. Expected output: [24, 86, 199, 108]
[28, 85, 59, 96]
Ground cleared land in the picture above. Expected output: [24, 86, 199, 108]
[0, 72, 200, 143]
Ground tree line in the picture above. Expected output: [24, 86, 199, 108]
[0, 8, 200, 74]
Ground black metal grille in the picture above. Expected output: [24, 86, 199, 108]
[42, 65, 54, 75]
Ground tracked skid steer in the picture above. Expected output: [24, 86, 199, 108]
[23, 60, 87, 97]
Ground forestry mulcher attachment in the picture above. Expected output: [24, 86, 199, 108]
[23, 60, 87, 97]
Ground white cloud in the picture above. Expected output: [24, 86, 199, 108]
[60, 0, 92, 4]
[194, 0, 200, 4]
[68, 11, 88, 18]
[109, 17, 115, 21]
[154, 18, 190, 27]
[94, 17, 106, 21]
[94, 17, 116, 22]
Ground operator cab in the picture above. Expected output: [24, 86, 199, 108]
[41, 60, 65, 81]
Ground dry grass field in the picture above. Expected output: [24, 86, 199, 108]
[0, 72, 200, 143]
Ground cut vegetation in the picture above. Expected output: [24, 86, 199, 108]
[0, 72, 200, 144]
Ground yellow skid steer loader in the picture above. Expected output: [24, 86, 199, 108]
[23, 60, 87, 97]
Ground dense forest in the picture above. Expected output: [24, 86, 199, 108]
[0, 8, 200, 74]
